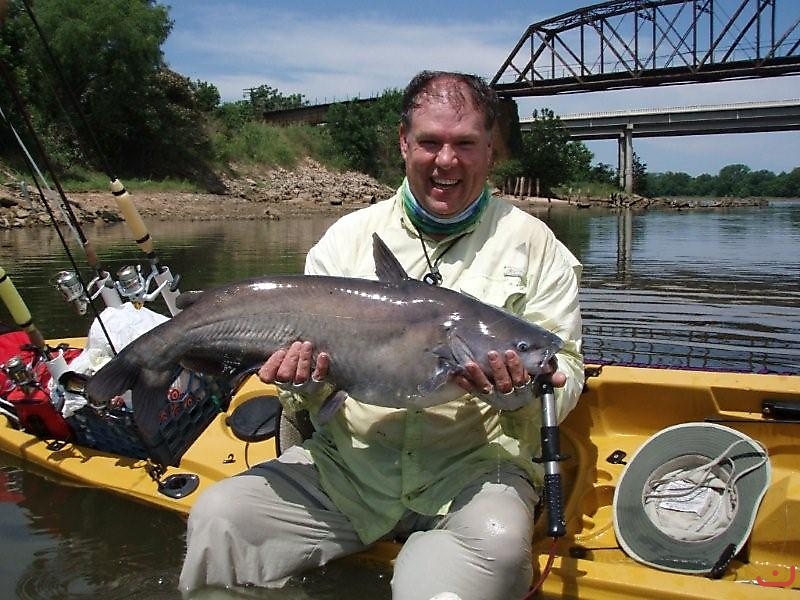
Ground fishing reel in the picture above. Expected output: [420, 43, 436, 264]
[54, 270, 89, 315]
[114, 264, 173, 307]
[113, 263, 182, 315]
[3, 355, 35, 390]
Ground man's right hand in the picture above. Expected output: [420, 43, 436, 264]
[258, 340, 329, 386]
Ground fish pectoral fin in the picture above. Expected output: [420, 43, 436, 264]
[316, 390, 348, 424]
[431, 343, 454, 361]
[448, 332, 475, 366]
[418, 361, 459, 395]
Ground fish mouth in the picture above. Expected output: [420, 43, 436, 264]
[537, 348, 559, 375]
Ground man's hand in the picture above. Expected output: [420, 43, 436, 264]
[258, 340, 329, 386]
[453, 350, 566, 395]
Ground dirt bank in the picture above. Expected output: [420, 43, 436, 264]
[0, 159, 395, 229]
[0, 158, 770, 229]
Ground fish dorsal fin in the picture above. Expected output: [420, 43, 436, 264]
[372, 233, 408, 283]
[175, 290, 204, 310]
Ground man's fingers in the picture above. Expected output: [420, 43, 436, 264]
[503, 350, 530, 388]
[258, 348, 287, 383]
[550, 371, 567, 388]
[312, 352, 330, 381]
[464, 361, 492, 394]
[294, 341, 315, 383]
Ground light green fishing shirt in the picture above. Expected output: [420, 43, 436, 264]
[280, 188, 584, 545]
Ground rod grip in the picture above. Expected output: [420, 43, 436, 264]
[544, 473, 566, 537]
[110, 179, 154, 255]
[0, 266, 32, 327]
[0, 266, 45, 349]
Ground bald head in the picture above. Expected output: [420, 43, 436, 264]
[400, 71, 498, 132]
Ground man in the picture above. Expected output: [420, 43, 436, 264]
[180, 71, 583, 600]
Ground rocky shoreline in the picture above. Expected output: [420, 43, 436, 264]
[0, 158, 772, 229]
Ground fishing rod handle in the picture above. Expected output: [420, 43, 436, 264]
[538, 379, 567, 537]
[544, 473, 567, 537]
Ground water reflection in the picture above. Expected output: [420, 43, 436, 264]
[0, 455, 185, 599]
[2, 204, 799, 373]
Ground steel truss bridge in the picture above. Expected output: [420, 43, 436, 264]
[492, 0, 800, 97]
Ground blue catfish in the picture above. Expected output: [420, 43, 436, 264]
[85, 234, 563, 440]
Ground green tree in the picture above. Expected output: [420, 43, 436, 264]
[4, 0, 213, 179]
[325, 90, 403, 184]
[518, 108, 572, 192]
[193, 80, 221, 112]
[632, 152, 648, 195]
[247, 84, 307, 114]
[691, 173, 715, 196]
[587, 162, 616, 185]
[716, 164, 751, 197]
[563, 141, 593, 182]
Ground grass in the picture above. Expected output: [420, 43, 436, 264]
[210, 122, 339, 170]
[2, 121, 343, 194]
[59, 172, 204, 193]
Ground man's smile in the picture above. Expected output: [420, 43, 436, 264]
[432, 177, 460, 189]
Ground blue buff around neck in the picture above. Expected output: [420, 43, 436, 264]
[401, 178, 490, 236]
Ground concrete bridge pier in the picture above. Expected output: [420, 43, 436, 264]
[618, 124, 634, 194]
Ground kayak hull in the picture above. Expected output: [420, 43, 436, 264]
[1, 337, 799, 598]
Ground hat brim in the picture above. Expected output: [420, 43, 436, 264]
[613, 422, 770, 575]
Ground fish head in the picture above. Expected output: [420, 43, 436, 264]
[445, 311, 564, 378]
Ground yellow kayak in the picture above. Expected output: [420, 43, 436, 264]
[1, 336, 798, 599]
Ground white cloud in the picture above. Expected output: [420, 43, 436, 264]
[166, 8, 515, 101]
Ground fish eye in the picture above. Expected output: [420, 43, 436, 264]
[516, 341, 530, 352]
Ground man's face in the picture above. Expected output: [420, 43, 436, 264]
[399, 82, 493, 217]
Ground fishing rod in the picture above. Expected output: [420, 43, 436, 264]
[0, 61, 121, 352]
[20, 0, 182, 316]
[0, 266, 71, 386]
[522, 377, 568, 599]
[0, 104, 123, 311]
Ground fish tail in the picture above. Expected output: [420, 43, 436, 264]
[85, 347, 142, 405]
[85, 348, 174, 441]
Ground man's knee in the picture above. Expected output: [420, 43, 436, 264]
[188, 476, 252, 533]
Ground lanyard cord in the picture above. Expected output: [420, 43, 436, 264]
[414, 225, 467, 286]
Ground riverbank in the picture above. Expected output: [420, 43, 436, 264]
[0, 158, 772, 229]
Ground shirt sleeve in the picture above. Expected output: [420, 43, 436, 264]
[518, 233, 584, 423]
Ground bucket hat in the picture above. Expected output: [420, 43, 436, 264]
[613, 422, 770, 576]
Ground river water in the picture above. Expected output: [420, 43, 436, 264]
[0, 200, 799, 598]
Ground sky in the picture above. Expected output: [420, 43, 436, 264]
[161, 0, 800, 176]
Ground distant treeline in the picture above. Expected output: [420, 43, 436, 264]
[646, 164, 800, 198]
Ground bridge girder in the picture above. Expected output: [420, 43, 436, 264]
[491, 0, 800, 97]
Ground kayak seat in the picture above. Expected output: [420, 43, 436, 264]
[226, 395, 281, 443]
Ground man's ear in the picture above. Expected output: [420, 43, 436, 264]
[399, 124, 409, 161]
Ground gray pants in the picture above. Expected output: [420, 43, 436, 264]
[179, 446, 539, 600]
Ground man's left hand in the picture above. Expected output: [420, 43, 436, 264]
[453, 350, 566, 395]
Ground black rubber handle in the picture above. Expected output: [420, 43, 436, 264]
[544, 472, 566, 537]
